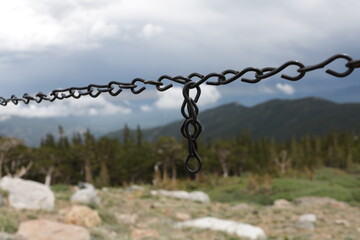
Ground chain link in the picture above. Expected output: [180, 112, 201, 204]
[0, 54, 359, 173]
[1, 54, 358, 106]
[181, 82, 202, 174]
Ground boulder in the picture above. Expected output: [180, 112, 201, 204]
[189, 191, 211, 202]
[17, 219, 90, 240]
[150, 190, 210, 203]
[61, 205, 102, 227]
[296, 213, 317, 230]
[298, 213, 317, 223]
[0, 176, 54, 210]
[71, 183, 100, 206]
[175, 217, 266, 240]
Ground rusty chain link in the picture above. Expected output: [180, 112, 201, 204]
[0, 54, 359, 173]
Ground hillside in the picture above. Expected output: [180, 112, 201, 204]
[107, 97, 360, 142]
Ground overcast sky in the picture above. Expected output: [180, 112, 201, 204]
[0, 0, 360, 120]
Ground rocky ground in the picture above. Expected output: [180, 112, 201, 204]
[1, 183, 360, 240]
[94, 188, 360, 240]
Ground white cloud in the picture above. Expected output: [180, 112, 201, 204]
[0, 0, 359, 54]
[140, 104, 152, 112]
[259, 85, 275, 94]
[0, 0, 359, 107]
[90, 21, 118, 39]
[141, 23, 164, 38]
[0, 1, 120, 51]
[276, 83, 295, 95]
[0, 95, 131, 118]
[155, 85, 221, 110]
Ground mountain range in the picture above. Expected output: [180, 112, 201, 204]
[1, 97, 360, 146]
[107, 97, 360, 142]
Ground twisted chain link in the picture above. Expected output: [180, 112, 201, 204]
[0, 54, 359, 173]
[181, 82, 202, 174]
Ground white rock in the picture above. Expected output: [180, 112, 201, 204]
[0, 176, 55, 210]
[175, 217, 266, 240]
[298, 213, 317, 223]
[296, 213, 317, 230]
[189, 191, 211, 203]
[71, 183, 100, 206]
[150, 189, 210, 203]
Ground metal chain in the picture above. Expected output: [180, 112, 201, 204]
[181, 82, 202, 174]
[0, 54, 359, 173]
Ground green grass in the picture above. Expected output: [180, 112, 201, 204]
[0, 211, 18, 233]
[51, 184, 70, 192]
[0, 188, 9, 197]
[190, 168, 360, 206]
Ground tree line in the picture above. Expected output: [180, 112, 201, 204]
[0, 125, 359, 187]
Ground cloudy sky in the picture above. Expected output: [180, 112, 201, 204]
[0, 0, 359, 122]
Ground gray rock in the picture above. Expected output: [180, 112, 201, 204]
[299, 213, 317, 223]
[175, 217, 266, 240]
[71, 182, 100, 206]
[296, 213, 317, 230]
[0, 176, 55, 210]
[295, 220, 315, 230]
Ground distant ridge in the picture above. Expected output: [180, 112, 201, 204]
[106, 97, 360, 141]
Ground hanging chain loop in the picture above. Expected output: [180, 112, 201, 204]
[181, 81, 202, 174]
